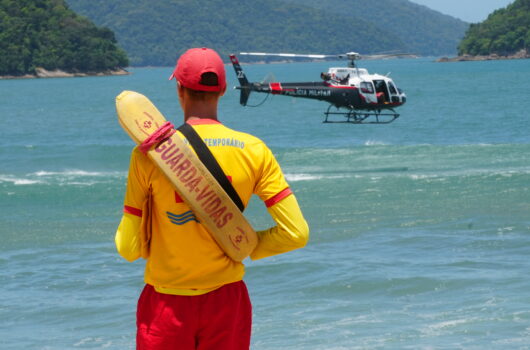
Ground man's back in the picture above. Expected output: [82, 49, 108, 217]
[124, 118, 291, 291]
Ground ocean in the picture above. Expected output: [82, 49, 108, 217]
[1, 57, 529, 349]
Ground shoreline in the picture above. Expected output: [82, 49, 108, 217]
[437, 49, 529, 62]
[0, 67, 130, 80]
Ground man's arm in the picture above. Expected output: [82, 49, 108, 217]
[251, 194, 309, 260]
[115, 212, 142, 262]
[115, 148, 150, 262]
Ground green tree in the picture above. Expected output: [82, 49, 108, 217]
[68, 0, 462, 66]
[0, 0, 128, 76]
[458, 0, 530, 56]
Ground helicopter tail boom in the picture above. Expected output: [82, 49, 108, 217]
[229, 54, 251, 106]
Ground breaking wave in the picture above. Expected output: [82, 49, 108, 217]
[0, 170, 125, 186]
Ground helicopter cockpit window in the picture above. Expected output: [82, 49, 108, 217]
[388, 82, 397, 95]
[335, 69, 349, 84]
[339, 74, 350, 85]
[360, 82, 374, 94]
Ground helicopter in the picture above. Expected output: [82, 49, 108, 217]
[229, 52, 408, 124]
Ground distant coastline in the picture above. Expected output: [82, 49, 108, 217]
[0, 67, 130, 80]
[437, 49, 529, 62]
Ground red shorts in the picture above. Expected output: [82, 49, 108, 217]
[136, 281, 252, 350]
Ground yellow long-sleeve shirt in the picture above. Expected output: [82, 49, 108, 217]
[115, 119, 309, 295]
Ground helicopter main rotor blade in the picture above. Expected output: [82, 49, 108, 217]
[240, 52, 332, 59]
[359, 53, 416, 60]
[238, 51, 415, 61]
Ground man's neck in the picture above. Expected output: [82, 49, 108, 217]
[185, 114, 217, 122]
[182, 103, 218, 122]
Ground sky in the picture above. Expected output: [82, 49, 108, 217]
[409, 0, 515, 22]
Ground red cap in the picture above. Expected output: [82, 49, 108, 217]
[169, 47, 226, 92]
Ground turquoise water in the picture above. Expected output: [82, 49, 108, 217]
[1, 58, 530, 349]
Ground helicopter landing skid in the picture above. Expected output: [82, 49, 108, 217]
[324, 106, 400, 124]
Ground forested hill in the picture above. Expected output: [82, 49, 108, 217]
[285, 0, 469, 57]
[0, 0, 128, 76]
[458, 0, 530, 56]
[65, 0, 468, 67]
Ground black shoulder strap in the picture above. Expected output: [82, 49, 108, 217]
[177, 123, 245, 212]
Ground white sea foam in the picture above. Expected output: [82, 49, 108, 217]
[33, 169, 112, 177]
[428, 318, 469, 330]
[0, 175, 43, 185]
[418, 317, 475, 338]
[65, 181, 99, 186]
[364, 140, 388, 146]
[0, 170, 125, 186]
[285, 173, 325, 182]
[409, 174, 440, 180]
[406, 167, 530, 181]
[73, 337, 112, 348]
[285, 173, 350, 182]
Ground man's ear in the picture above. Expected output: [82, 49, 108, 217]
[177, 82, 185, 98]
[176, 82, 187, 109]
[219, 85, 227, 97]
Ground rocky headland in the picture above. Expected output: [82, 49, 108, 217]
[0, 67, 130, 80]
[438, 49, 529, 62]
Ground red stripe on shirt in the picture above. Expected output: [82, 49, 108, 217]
[264, 188, 293, 208]
[124, 205, 142, 217]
